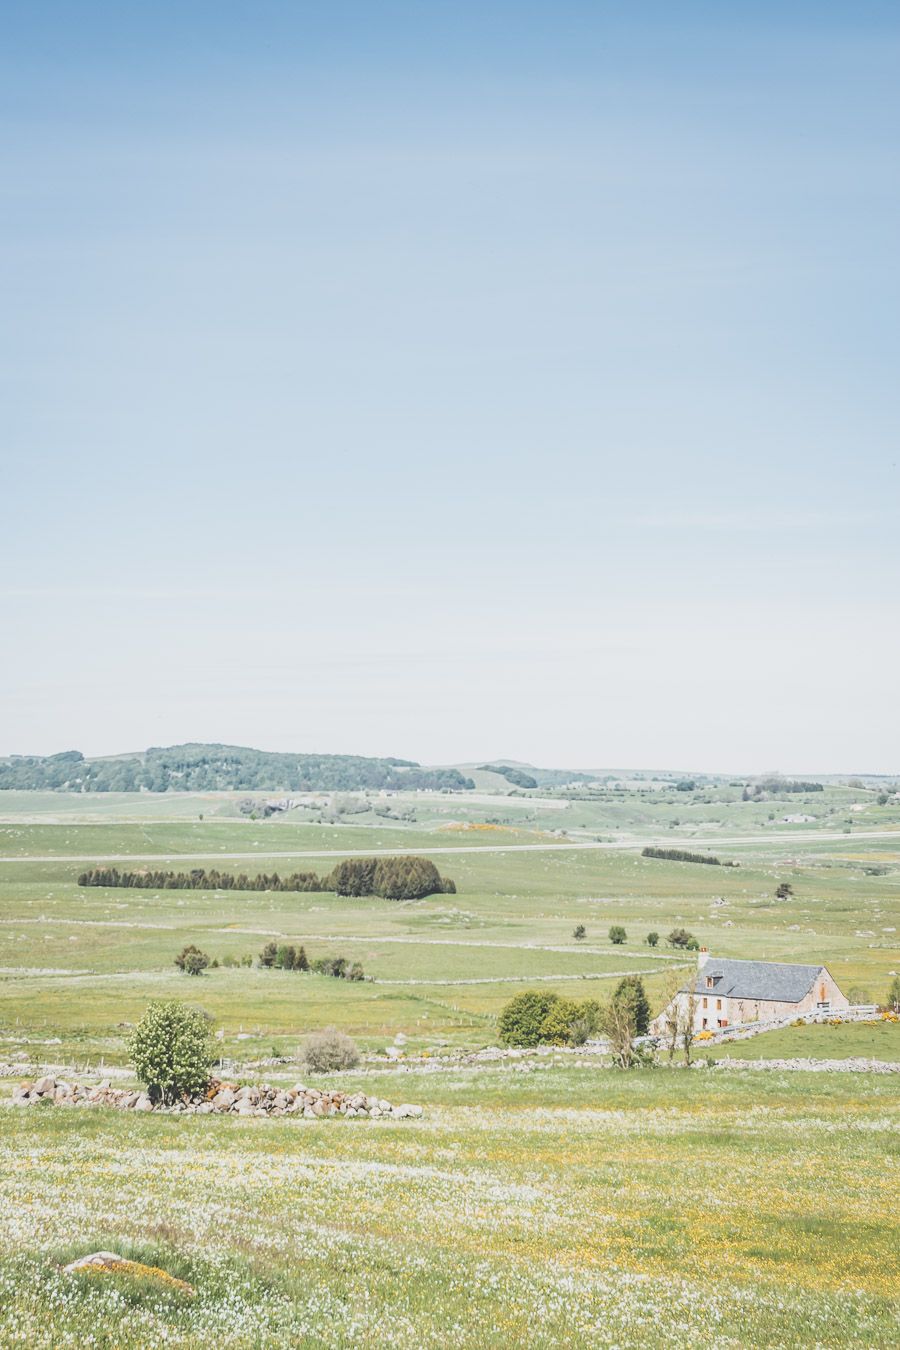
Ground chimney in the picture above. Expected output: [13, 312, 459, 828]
[697, 946, 709, 968]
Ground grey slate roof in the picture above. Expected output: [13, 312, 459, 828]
[687, 958, 823, 1003]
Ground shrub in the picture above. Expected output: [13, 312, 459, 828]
[540, 999, 581, 1045]
[129, 1000, 213, 1103]
[173, 945, 210, 976]
[498, 990, 560, 1047]
[645, 931, 659, 947]
[300, 1027, 361, 1073]
[259, 942, 278, 968]
[775, 882, 793, 900]
[572, 924, 586, 941]
[667, 927, 699, 950]
[275, 944, 296, 970]
[608, 925, 627, 945]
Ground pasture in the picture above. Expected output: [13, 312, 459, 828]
[1, 1066, 898, 1347]
[1, 788, 899, 1346]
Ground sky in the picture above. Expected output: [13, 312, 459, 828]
[2, 2, 898, 774]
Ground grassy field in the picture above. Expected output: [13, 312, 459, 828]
[1, 788, 899, 1346]
[1, 1065, 898, 1347]
[1, 792, 899, 1063]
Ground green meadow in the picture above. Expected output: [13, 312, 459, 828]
[1, 789, 899, 1063]
[1, 789, 899, 1346]
[1, 1066, 898, 1347]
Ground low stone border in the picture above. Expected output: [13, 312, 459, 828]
[712, 1056, 900, 1073]
[11, 1075, 424, 1118]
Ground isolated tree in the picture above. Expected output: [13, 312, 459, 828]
[775, 882, 793, 901]
[667, 927, 698, 950]
[174, 944, 210, 976]
[129, 1000, 213, 1104]
[645, 931, 659, 947]
[573, 924, 586, 941]
[608, 925, 627, 945]
[610, 975, 650, 1036]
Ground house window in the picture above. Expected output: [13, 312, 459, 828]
[702, 1018, 708, 1029]
[706, 977, 714, 989]
[716, 999, 722, 1011]
[702, 997, 708, 1009]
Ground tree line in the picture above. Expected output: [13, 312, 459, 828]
[642, 847, 737, 867]
[78, 855, 456, 901]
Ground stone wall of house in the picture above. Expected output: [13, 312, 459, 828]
[651, 966, 849, 1035]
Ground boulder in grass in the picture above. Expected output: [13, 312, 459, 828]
[63, 1251, 195, 1295]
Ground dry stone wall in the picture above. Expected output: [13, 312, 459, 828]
[10, 1075, 424, 1119]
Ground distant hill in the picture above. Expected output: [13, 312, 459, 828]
[0, 744, 475, 794]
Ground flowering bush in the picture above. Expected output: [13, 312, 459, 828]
[129, 1000, 214, 1103]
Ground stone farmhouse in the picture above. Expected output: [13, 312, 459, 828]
[650, 949, 848, 1035]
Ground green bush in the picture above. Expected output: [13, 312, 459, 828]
[667, 927, 699, 950]
[608, 925, 627, 945]
[173, 945, 210, 976]
[300, 1027, 361, 1073]
[129, 1000, 214, 1103]
[572, 924, 586, 941]
[540, 999, 581, 1045]
[645, 931, 659, 947]
[498, 990, 560, 1047]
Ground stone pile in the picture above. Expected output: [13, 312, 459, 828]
[11, 1075, 424, 1119]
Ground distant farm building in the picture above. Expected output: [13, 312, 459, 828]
[651, 950, 848, 1034]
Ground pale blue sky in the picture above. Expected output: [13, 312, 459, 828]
[3, 3, 898, 772]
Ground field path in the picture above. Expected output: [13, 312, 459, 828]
[3, 826, 900, 863]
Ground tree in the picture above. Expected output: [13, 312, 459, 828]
[887, 975, 900, 1012]
[275, 944, 296, 970]
[174, 944, 210, 976]
[600, 983, 646, 1068]
[258, 941, 278, 968]
[498, 990, 560, 1047]
[129, 1000, 213, 1103]
[294, 945, 310, 972]
[610, 975, 650, 1036]
[608, 925, 627, 945]
[573, 924, 586, 941]
[645, 931, 659, 947]
[667, 927, 698, 950]
[775, 882, 793, 900]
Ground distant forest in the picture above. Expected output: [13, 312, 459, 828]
[478, 764, 538, 789]
[78, 855, 456, 901]
[0, 744, 475, 794]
